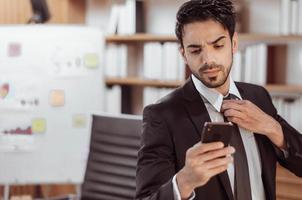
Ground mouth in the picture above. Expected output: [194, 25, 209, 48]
[203, 68, 221, 78]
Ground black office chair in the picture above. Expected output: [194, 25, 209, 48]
[81, 114, 142, 200]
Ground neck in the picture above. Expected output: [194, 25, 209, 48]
[215, 76, 230, 96]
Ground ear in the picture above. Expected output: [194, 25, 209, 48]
[179, 46, 188, 65]
[231, 32, 238, 54]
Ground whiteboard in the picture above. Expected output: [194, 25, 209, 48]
[0, 25, 105, 184]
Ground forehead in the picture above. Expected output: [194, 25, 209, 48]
[182, 20, 230, 45]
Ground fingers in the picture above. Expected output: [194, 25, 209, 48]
[203, 156, 233, 170]
[221, 100, 247, 112]
[224, 108, 246, 120]
[200, 146, 235, 162]
[226, 116, 242, 125]
[181, 142, 235, 189]
[208, 163, 230, 177]
[189, 142, 224, 157]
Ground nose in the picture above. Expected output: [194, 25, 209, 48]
[202, 47, 215, 65]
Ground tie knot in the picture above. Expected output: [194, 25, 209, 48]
[223, 93, 238, 100]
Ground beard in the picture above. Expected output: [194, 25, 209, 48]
[193, 58, 233, 88]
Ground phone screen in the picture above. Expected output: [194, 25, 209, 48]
[201, 122, 233, 146]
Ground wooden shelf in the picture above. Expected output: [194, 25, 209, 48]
[0, 0, 85, 24]
[105, 77, 302, 94]
[105, 77, 183, 88]
[266, 84, 302, 94]
[105, 33, 302, 46]
[277, 176, 302, 185]
[276, 164, 302, 200]
[276, 192, 302, 200]
[105, 34, 177, 43]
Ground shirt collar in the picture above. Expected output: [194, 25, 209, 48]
[191, 74, 242, 112]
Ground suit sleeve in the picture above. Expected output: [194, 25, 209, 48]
[135, 105, 177, 200]
[262, 87, 302, 177]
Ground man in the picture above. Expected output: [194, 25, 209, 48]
[136, 0, 302, 200]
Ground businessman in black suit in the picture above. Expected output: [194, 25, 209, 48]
[136, 0, 302, 200]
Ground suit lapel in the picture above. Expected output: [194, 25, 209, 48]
[182, 77, 211, 137]
[182, 78, 234, 200]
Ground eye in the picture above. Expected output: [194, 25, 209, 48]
[190, 49, 201, 54]
[214, 44, 224, 49]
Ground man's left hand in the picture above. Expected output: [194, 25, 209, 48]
[221, 99, 286, 149]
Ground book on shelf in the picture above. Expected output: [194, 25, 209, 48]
[272, 96, 302, 132]
[105, 44, 129, 78]
[104, 44, 127, 114]
[290, 0, 299, 34]
[162, 42, 179, 80]
[280, 0, 302, 35]
[119, 45, 128, 77]
[104, 85, 122, 114]
[143, 43, 163, 80]
[254, 44, 268, 85]
[107, 0, 144, 35]
[105, 44, 119, 77]
[143, 87, 173, 107]
[280, 0, 291, 35]
[125, 0, 144, 34]
[231, 51, 242, 82]
[143, 87, 160, 107]
[238, 43, 268, 85]
[143, 42, 185, 81]
[299, 0, 302, 34]
[107, 5, 120, 35]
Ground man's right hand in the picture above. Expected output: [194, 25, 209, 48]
[176, 142, 235, 199]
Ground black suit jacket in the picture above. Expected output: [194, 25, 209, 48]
[136, 78, 302, 200]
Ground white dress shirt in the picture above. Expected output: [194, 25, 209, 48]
[172, 75, 266, 200]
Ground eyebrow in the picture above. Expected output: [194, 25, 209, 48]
[209, 36, 226, 44]
[186, 36, 226, 49]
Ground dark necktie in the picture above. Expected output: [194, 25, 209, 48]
[223, 94, 252, 200]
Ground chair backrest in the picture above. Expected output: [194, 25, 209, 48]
[81, 114, 142, 200]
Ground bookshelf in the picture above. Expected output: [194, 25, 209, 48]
[105, 77, 182, 88]
[100, 0, 302, 116]
[106, 33, 302, 45]
[105, 77, 302, 95]
[102, 7, 302, 200]
[105, 34, 177, 43]
[104, 32, 302, 114]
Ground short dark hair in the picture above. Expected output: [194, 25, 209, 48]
[175, 0, 236, 47]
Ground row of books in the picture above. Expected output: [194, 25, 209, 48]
[106, 43, 268, 84]
[143, 88, 173, 108]
[232, 44, 268, 85]
[105, 44, 128, 78]
[280, 0, 302, 35]
[272, 95, 302, 132]
[104, 85, 122, 114]
[143, 42, 185, 81]
[104, 42, 268, 114]
[107, 0, 144, 35]
[105, 42, 186, 81]
[103, 86, 174, 114]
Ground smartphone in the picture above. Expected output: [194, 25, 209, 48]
[201, 122, 233, 147]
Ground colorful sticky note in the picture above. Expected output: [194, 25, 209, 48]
[32, 118, 46, 134]
[84, 53, 99, 69]
[49, 90, 65, 107]
[72, 114, 87, 128]
[8, 42, 22, 57]
[0, 83, 9, 99]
